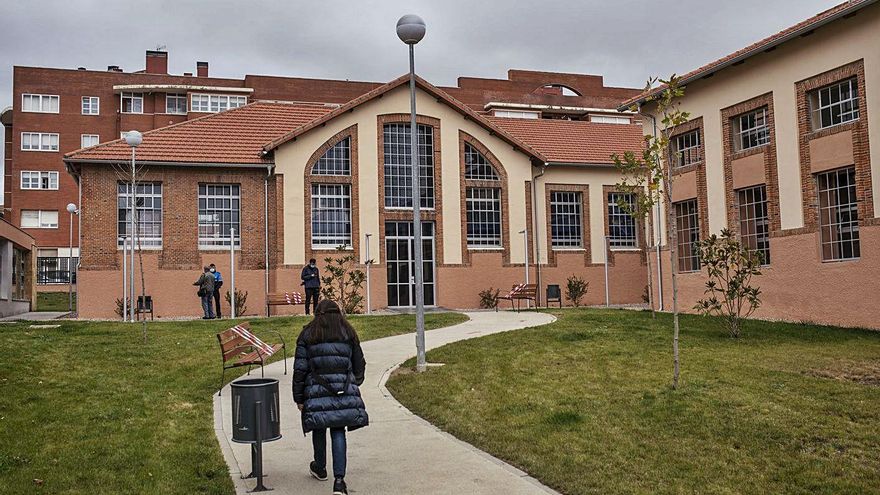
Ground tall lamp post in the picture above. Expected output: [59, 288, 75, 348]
[66, 203, 79, 313]
[124, 130, 142, 322]
[396, 14, 427, 372]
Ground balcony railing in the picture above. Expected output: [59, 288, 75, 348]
[37, 257, 78, 285]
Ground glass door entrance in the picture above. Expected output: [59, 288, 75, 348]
[385, 221, 436, 307]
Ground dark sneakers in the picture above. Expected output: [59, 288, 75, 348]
[309, 461, 328, 481]
[333, 477, 348, 494]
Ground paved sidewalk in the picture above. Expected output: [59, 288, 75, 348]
[214, 311, 559, 494]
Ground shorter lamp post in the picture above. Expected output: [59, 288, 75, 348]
[364, 233, 372, 315]
[123, 130, 142, 323]
[66, 203, 79, 313]
[519, 229, 529, 308]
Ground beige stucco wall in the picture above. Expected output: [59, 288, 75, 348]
[273, 85, 536, 266]
[646, 4, 880, 240]
[534, 166, 633, 264]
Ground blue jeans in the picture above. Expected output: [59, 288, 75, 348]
[201, 293, 215, 318]
[312, 427, 347, 478]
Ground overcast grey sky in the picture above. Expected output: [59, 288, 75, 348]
[0, 0, 840, 201]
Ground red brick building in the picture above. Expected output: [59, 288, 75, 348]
[2, 50, 638, 292]
[63, 75, 646, 318]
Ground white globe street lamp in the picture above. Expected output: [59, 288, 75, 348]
[396, 14, 427, 372]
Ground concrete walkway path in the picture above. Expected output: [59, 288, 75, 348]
[214, 311, 559, 494]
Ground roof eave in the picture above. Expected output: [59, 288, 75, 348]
[546, 161, 616, 168]
[62, 157, 273, 168]
[617, 0, 879, 112]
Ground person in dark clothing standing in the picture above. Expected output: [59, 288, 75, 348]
[301, 258, 320, 316]
[193, 266, 215, 319]
[293, 299, 368, 495]
[209, 263, 223, 319]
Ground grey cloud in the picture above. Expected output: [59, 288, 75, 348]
[0, 0, 839, 195]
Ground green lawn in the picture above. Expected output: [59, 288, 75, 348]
[387, 309, 880, 495]
[35, 292, 75, 312]
[0, 312, 467, 494]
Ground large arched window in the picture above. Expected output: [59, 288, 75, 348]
[310, 136, 353, 249]
[463, 142, 502, 248]
[312, 137, 351, 175]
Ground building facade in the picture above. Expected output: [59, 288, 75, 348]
[3, 50, 636, 292]
[0, 218, 36, 317]
[630, 0, 880, 329]
[65, 76, 647, 318]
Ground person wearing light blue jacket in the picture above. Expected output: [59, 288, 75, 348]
[209, 264, 223, 319]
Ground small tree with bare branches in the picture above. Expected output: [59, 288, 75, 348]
[612, 75, 690, 389]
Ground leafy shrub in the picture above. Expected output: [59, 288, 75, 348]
[225, 289, 249, 317]
[320, 246, 366, 314]
[693, 228, 762, 338]
[114, 298, 130, 319]
[565, 276, 589, 307]
[478, 288, 501, 309]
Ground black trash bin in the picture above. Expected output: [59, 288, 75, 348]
[231, 378, 282, 444]
[547, 284, 562, 308]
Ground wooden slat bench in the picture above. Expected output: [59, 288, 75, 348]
[216, 322, 286, 395]
[266, 291, 305, 316]
[497, 283, 538, 312]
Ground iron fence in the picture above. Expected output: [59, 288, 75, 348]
[37, 257, 78, 285]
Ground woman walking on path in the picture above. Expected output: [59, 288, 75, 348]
[293, 299, 368, 495]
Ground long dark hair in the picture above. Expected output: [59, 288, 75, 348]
[302, 299, 360, 345]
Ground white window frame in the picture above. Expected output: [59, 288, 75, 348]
[120, 92, 143, 114]
[21, 132, 59, 152]
[312, 137, 351, 175]
[21, 94, 60, 113]
[466, 187, 502, 248]
[81, 96, 100, 115]
[673, 129, 702, 169]
[736, 185, 771, 265]
[189, 93, 248, 113]
[816, 167, 859, 261]
[607, 192, 638, 249]
[81, 134, 100, 149]
[674, 199, 701, 272]
[590, 115, 632, 125]
[733, 107, 770, 152]
[165, 93, 187, 115]
[117, 182, 163, 249]
[21, 210, 59, 229]
[20, 171, 59, 190]
[311, 183, 352, 249]
[493, 109, 539, 119]
[810, 78, 860, 131]
[383, 123, 435, 210]
[198, 184, 242, 250]
[550, 191, 583, 249]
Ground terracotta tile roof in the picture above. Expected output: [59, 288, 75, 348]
[64, 101, 334, 165]
[620, 0, 878, 109]
[487, 117, 644, 165]
[263, 74, 549, 163]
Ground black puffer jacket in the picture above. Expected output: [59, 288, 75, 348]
[292, 329, 369, 433]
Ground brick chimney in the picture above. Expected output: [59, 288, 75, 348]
[145, 50, 168, 74]
[196, 61, 209, 77]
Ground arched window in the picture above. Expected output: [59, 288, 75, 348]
[310, 135, 353, 248]
[535, 84, 581, 97]
[464, 143, 500, 181]
[463, 143, 502, 248]
[312, 136, 351, 175]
